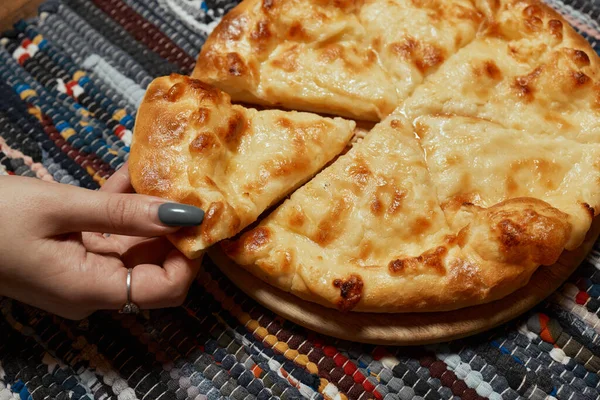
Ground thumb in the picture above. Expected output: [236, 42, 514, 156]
[43, 184, 204, 237]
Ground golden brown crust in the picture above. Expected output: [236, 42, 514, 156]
[193, 0, 482, 121]
[129, 74, 355, 258]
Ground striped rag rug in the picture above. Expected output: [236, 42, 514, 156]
[1, 0, 600, 399]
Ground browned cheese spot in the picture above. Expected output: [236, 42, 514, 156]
[416, 45, 444, 73]
[372, 37, 382, 52]
[331, 0, 363, 12]
[332, 275, 363, 311]
[287, 22, 308, 40]
[455, 5, 483, 22]
[456, 226, 469, 247]
[523, 4, 543, 32]
[244, 226, 271, 252]
[594, 85, 600, 110]
[524, 4, 543, 18]
[262, 0, 275, 10]
[477, 60, 502, 80]
[184, 76, 223, 101]
[444, 154, 462, 167]
[506, 176, 519, 195]
[288, 207, 305, 227]
[348, 159, 371, 188]
[512, 67, 542, 102]
[320, 44, 344, 64]
[483, 21, 505, 39]
[271, 45, 300, 72]
[440, 193, 481, 215]
[572, 71, 591, 87]
[390, 119, 403, 130]
[220, 112, 247, 148]
[315, 197, 350, 246]
[391, 38, 417, 59]
[388, 246, 447, 275]
[444, 234, 458, 245]
[548, 19, 563, 39]
[251, 20, 271, 41]
[543, 113, 572, 130]
[410, 216, 432, 236]
[189, 133, 216, 153]
[414, 120, 429, 139]
[572, 49, 591, 67]
[191, 108, 210, 127]
[153, 111, 189, 146]
[410, 0, 443, 20]
[200, 202, 225, 243]
[526, 16, 543, 32]
[281, 251, 294, 273]
[487, 202, 570, 266]
[167, 82, 186, 102]
[370, 198, 383, 216]
[388, 190, 406, 215]
[365, 49, 377, 66]
[250, 20, 272, 53]
[269, 157, 308, 177]
[212, 11, 248, 42]
[391, 38, 444, 74]
[178, 192, 205, 210]
[145, 82, 168, 103]
[221, 226, 271, 257]
[226, 53, 248, 76]
[582, 202, 595, 218]
[277, 117, 293, 129]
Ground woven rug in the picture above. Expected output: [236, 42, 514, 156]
[1, 1, 600, 399]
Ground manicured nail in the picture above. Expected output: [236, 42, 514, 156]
[158, 203, 205, 226]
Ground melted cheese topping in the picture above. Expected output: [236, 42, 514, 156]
[417, 114, 600, 249]
[402, 2, 600, 142]
[222, 113, 572, 312]
[217, 0, 600, 312]
[129, 74, 355, 258]
[193, 0, 482, 121]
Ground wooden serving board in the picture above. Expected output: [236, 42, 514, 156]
[208, 218, 600, 345]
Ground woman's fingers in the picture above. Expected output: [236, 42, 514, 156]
[81, 250, 202, 310]
[39, 180, 204, 237]
[130, 250, 202, 309]
[120, 237, 174, 267]
[5, 175, 204, 238]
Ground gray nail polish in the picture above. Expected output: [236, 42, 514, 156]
[158, 203, 205, 226]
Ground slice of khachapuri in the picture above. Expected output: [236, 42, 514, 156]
[129, 74, 356, 258]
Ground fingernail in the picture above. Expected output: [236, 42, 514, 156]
[158, 203, 205, 226]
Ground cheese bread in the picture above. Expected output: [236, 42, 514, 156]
[192, 0, 483, 121]
[129, 74, 356, 258]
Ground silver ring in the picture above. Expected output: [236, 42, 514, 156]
[119, 268, 140, 314]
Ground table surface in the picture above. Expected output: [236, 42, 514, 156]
[1, 1, 600, 400]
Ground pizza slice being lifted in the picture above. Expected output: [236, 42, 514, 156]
[128, 74, 356, 259]
[192, 0, 483, 121]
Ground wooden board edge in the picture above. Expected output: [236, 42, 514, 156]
[207, 218, 600, 345]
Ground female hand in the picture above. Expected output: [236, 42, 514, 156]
[0, 166, 204, 319]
